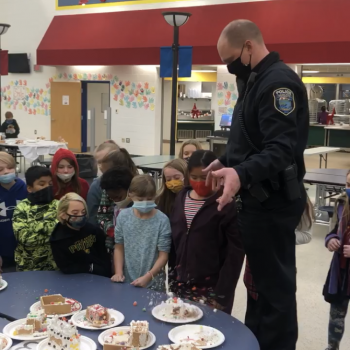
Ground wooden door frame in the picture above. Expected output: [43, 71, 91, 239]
[81, 81, 111, 153]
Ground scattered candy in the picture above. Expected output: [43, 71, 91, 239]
[44, 289, 48, 293]
[199, 300, 205, 304]
[133, 301, 137, 306]
[213, 309, 218, 313]
[192, 287, 197, 291]
[36, 297, 39, 300]
[142, 308, 146, 312]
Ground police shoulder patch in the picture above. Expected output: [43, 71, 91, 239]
[273, 88, 295, 116]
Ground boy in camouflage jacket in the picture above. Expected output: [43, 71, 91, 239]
[13, 166, 58, 271]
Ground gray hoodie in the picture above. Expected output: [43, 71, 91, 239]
[87, 177, 102, 225]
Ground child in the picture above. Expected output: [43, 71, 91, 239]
[0, 112, 20, 139]
[0, 152, 27, 270]
[13, 166, 58, 271]
[178, 139, 203, 163]
[50, 193, 111, 277]
[97, 149, 138, 248]
[87, 141, 119, 224]
[170, 150, 244, 314]
[323, 171, 350, 350]
[51, 149, 90, 201]
[112, 175, 171, 291]
[100, 166, 134, 217]
[156, 158, 187, 218]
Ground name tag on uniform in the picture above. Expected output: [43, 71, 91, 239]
[273, 88, 295, 116]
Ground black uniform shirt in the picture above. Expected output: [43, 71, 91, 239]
[219, 52, 309, 189]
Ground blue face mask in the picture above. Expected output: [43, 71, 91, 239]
[67, 214, 88, 229]
[0, 172, 16, 184]
[346, 189, 350, 198]
[132, 201, 156, 213]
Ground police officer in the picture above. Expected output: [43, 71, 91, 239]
[204, 20, 308, 350]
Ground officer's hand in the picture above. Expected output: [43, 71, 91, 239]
[212, 168, 241, 211]
[327, 238, 341, 252]
[203, 159, 224, 188]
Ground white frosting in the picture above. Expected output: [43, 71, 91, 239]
[161, 298, 196, 319]
[47, 316, 80, 350]
[0, 335, 7, 350]
[157, 345, 200, 350]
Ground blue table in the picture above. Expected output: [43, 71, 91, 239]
[0, 272, 259, 350]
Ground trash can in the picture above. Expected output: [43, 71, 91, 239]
[74, 154, 97, 179]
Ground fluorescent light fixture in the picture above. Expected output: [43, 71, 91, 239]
[192, 70, 216, 73]
[74, 66, 104, 71]
[302, 71, 320, 74]
[302, 63, 350, 66]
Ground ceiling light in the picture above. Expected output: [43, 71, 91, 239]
[192, 70, 216, 73]
[302, 71, 320, 74]
[162, 12, 192, 27]
[0, 23, 10, 36]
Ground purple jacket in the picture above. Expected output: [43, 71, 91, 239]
[324, 203, 350, 301]
[170, 187, 245, 308]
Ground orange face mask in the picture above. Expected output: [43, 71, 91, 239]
[165, 179, 184, 194]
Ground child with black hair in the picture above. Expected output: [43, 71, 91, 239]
[97, 149, 138, 248]
[13, 166, 58, 271]
[100, 167, 134, 230]
[170, 150, 245, 314]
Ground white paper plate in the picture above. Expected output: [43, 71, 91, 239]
[3, 319, 48, 341]
[152, 304, 203, 324]
[0, 333, 12, 350]
[168, 325, 225, 349]
[98, 326, 156, 350]
[0, 280, 8, 291]
[30, 298, 82, 317]
[71, 309, 125, 330]
[37, 336, 96, 350]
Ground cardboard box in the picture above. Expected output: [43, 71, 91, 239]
[40, 294, 71, 315]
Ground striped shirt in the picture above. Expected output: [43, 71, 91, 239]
[184, 191, 205, 229]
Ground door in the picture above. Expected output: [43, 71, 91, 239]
[51, 82, 82, 152]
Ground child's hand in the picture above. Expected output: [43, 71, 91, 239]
[111, 274, 125, 283]
[131, 274, 152, 288]
[327, 238, 341, 252]
[343, 245, 350, 258]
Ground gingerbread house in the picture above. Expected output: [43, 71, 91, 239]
[41, 294, 71, 315]
[85, 304, 110, 328]
[128, 321, 149, 348]
[47, 316, 80, 350]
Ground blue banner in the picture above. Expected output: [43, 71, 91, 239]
[160, 46, 172, 78]
[160, 46, 193, 78]
[178, 46, 192, 78]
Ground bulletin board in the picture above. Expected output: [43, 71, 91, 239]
[56, 0, 191, 10]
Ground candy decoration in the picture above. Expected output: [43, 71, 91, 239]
[133, 301, 137, 306]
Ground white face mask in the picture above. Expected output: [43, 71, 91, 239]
[57, 170, 75, 183]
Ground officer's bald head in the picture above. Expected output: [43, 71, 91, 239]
[217, 19, 268, 67]
[220, 20, 264, 48]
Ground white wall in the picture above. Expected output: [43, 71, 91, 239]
[214, 66, 238, 130]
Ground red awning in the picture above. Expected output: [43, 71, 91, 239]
[37, 0, 350, 66]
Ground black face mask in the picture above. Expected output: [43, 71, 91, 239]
[227, 45, 252, 81]
[28, 186, 54, 205]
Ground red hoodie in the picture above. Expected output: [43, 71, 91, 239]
[51, 148, 89, 200]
